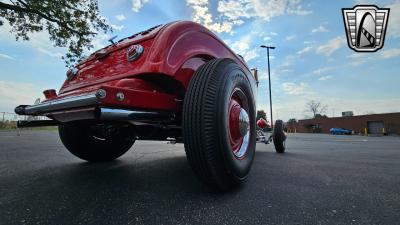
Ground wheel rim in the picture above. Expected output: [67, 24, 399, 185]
[228, 88, 250, 159]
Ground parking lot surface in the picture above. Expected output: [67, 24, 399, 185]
[0, 131, 399, 225]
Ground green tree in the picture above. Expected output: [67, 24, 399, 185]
[0, 0, 111, 67]
[256, 110, 267, 122]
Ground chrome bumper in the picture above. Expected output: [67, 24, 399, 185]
[15, 93, 177, 126]
[15, 93, 98, 116]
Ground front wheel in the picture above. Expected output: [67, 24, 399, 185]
[59, 122, 135, 162]
[273, 120, 286, 153]
[183, 58, 256, 191]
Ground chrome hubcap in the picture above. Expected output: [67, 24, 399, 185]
[238, 108, 249, 137]
[228, 88, 250, 159]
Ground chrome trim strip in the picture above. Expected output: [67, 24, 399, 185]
[235, 131, 249, 159]
[24, 93, 98, 115]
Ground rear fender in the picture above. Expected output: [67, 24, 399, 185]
[149, 21, 252, 89]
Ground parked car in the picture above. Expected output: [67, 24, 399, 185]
[14, 21, 287, 190]
[330, 127, 352, 135]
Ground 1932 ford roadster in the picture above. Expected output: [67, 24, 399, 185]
[15, 21, 285, 190]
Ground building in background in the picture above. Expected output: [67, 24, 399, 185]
[342, 111, 354, 117]
[294, 112, 400, 135]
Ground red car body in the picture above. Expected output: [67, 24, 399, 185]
[44, 22, 247, 107]
[16, 21, 255, 125]
[14, 21, 290, 190]
[16, 21, 260, 187]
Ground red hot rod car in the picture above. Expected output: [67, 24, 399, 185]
[15, 21, 285, 190]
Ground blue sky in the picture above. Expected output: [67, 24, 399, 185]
[0, 0, 399, 121]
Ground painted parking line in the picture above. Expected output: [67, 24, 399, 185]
[335, 139, 368, 142]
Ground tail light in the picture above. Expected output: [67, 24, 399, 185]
[43, 89, 57, 100]
[126, 44, 144, 62]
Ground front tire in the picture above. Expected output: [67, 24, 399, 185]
[273, 120, 286, 153]
[59, 122, 135, 162]
[183, 58, 256, 191]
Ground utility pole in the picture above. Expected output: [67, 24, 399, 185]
[260, 45, 275, 128]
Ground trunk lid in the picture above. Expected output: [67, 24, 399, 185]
[60, 24, 164, 94]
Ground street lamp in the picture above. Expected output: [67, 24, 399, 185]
[260, 45, 275, 129]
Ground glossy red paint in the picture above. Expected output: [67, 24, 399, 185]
[43, 89, 57, 100]
[31, 21, 255, 115]
[228, 97, 244, 153]
[55, 21, 251, 111]
[98, 85, 181, 112]
[114, 78, 163, 92]
[257, 118, 268, 129]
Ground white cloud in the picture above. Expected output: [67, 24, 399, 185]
[250, 0, 311, 21]
[0, 21, 64, 59]
[231, 35, 252, 52]
[259, 31, 278, 42]
[311, 25, 328, 33]
[110, 24, 124, 31]
[318, 75, 332, 81]
[286, 2, 312, 15]
[346, 47, 400, 66]
[282, 82, 312, 96]
[245, 0, 286, 21]
[385, 2, 400, 38]
[37, 48, 63, 58]
[243, 48, 259, 61]
[217, 0, 252, 21]
[0, 81, 42, 112]
[115, 14, 126, 21]
[29, 33, 64, 58]
[131, 0, 149, 12]
[315, 36, 345, 56]
[0, 53, 14, 60]
[263, 36, 272, 41]
[281, 55, 296, 67]
[347, 55, 370, 66]
[380, 48, 400, 59]
[90, 33, 112, 50]
[297, 46, 312, 54]
[355, 0, 378, 4]
[187, 0, 311, 33]
[312, 67, 333, 75]
[285, 35, 296, 41]
[100, 15, 125, 32]
[187, 0, 234, 33]
[230, 34, 260, 61]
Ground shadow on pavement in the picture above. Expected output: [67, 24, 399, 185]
[1, 155, 246, 224]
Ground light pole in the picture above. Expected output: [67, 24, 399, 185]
[260, 45, 275, 129]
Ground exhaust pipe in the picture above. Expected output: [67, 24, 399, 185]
[17, 120, 60, 128]
[17, 107, 177, 127]
[96, 108, 176, 123]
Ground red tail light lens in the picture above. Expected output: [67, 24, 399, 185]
[43, 89, 57, 100]
[126, 44, 144, 62]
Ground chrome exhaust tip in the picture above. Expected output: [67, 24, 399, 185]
[96, 108, 176, 123]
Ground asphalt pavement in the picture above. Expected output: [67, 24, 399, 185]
[0, 131, 399, 225]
